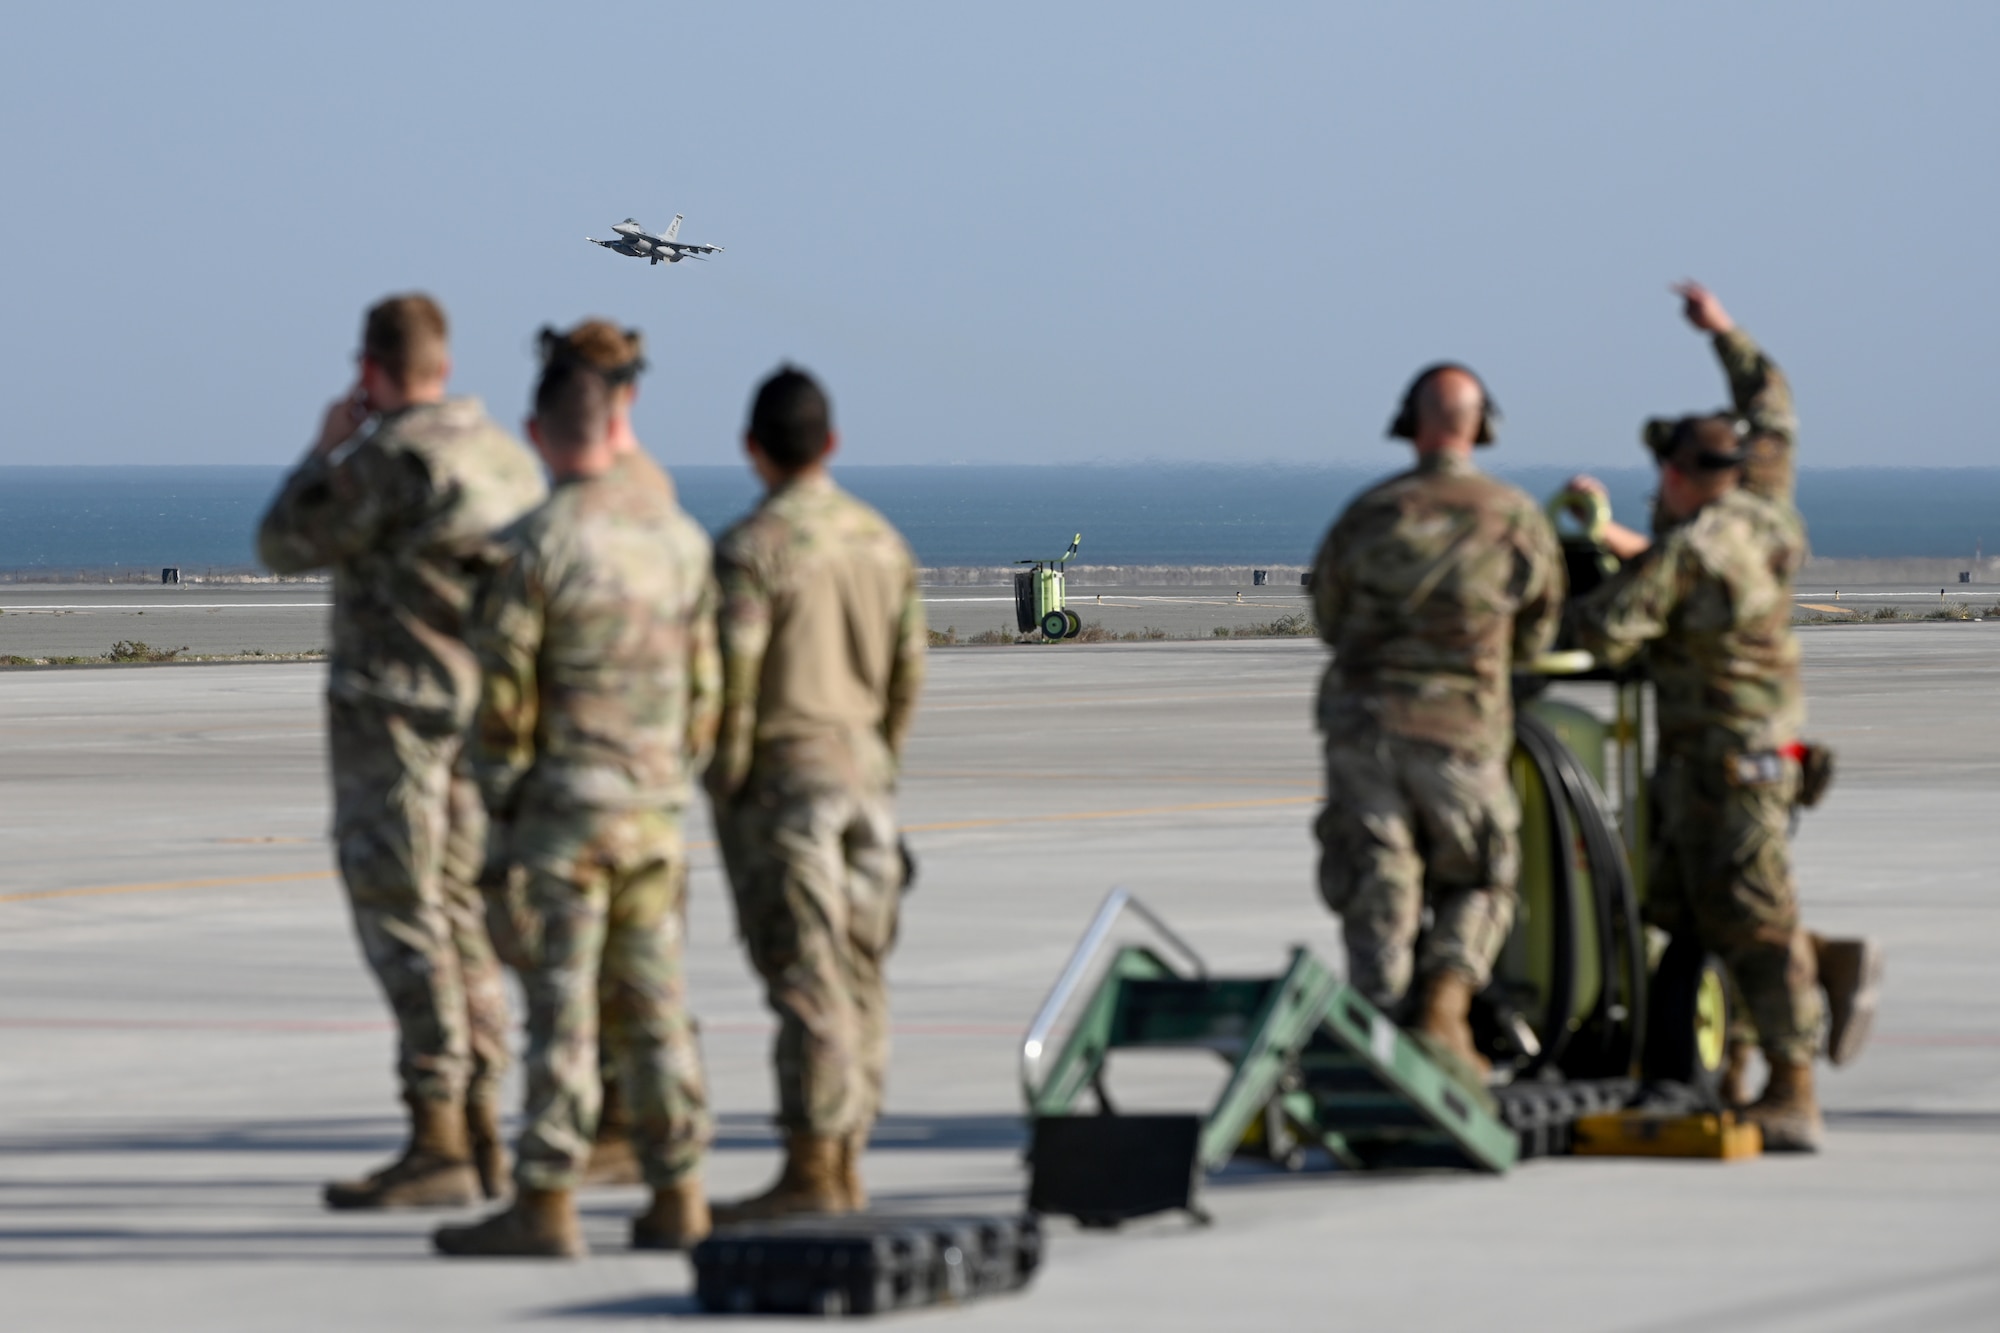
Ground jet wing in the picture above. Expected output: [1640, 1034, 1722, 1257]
[668, 241, 724, 255]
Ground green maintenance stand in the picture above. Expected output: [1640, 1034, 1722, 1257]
[1022, 891, 1519, 1226]
[1014, 534, 1082, 640]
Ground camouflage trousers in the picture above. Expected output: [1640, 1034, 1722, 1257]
[715, 768, 902, 1138]
[483, 807, 711, 1191]
[1315, 732, 1520, 1007]
[327, 697, 509, 1110]
[1650, 749, 1823, 1066]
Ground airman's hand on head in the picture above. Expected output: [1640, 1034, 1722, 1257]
[311, 385, 371, 457]
[1672, 280, 1735, 335]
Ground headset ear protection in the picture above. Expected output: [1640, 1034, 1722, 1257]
[1642, 413, 1747, 471]
[1388, 362, 1499, 446]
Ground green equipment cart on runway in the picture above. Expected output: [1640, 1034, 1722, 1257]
[1019, 519, 1740, 1224]
[1015, 534, 1082, 640]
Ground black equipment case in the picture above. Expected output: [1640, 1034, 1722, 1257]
[691, 1213, 1043, 1317]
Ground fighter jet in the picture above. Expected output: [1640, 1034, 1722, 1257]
[585, 215, 723, 266]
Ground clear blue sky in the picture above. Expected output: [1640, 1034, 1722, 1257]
[2, 2, 1993, 469]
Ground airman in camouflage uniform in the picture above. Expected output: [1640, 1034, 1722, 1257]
[709, 366, 926, 1223]
[1563, 284, 1879, 1148]
[435, 323, 719, 1259]
[1311, 364, 1564, 1078]
[257, 294, 545, 1210]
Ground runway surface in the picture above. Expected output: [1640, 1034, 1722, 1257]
[1, 630, 1995, 1329]
[6, 579, 1996, 658]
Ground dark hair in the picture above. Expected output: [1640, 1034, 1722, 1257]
[363, 293, 449, 387]
[532, 321, 646, 450]
[1644, 413, 1745, 472]
[747, 365, 833, 469]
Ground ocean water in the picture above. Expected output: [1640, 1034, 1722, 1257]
[0, 464, 1996, 572]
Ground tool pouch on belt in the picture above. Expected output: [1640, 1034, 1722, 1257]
[1795, 741, 1836, 808]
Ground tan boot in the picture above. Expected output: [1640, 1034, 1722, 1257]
[325, 1098, 481, 1211]
[1814, 935, 1884, 1067]
[1742, 1058, 1825, 1153]
[1719, 1041, 1756, 1110]
[631, 1178, 712, 1251]
[1414, 971, 1492, 1077]
[840, 1130, 869, 1212]
[466, 1099, 509, 1201]
[710, 1133, 847, 1225]
[433, 1186, 585, 1258]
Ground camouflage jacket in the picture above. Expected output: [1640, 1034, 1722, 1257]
[1312, 452, 1564, 762]
[1716, 327, 1798, 510]
[710, 472, 926, 797]
[257, 398, 546, 724]
[1571, 486, 1804, 759]
[467, 453, 719, 819]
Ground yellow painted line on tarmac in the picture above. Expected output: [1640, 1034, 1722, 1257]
[1797, 603, 1855, 615]
[906, 794, 1316, 834]
[0, 869, 337, 905]
[6, 799, 1315, 906]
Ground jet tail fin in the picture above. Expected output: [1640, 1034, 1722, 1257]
[664, 214, 683, 242]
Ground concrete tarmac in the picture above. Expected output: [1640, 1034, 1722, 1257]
[1, 630, 1996, 1329]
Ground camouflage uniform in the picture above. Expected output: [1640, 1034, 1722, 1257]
[258, 398, 544, 1113]
[711, 474, 925, 1139]
[1310, 453, 1564, 1006]
[468, 452, 720, 1192]
[1717, 328, 1799, 510]
[1569, 486, 1824, 1065]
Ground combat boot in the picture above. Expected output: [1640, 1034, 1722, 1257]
[631, 1178, 712, 1251]
[839, 1129, 869, 1212]
[1719, 1042, 1756, 1110]
[324, 1097, 481, 1211]
[710, 1133, 846, 1225]
[433, 1187, 585, 1258]
[1742, 1057, 1824, 1153]
[467, 1098, 509, 1201]
[1814, 934, 1884, 1066]
[1414, 971, 1492, 1078]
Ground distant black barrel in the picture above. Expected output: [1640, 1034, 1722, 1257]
[161, 567, 181, 585]
[1253, 569, 1268, 586]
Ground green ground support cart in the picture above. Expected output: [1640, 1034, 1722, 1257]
[1014, 534, 1082, 640]
[1017, 525, 1738, 1224]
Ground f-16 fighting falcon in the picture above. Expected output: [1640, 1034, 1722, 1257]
[586, 215, 723, 266]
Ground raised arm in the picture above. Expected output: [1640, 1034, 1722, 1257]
[1675, 281, 1797, 504]
[257, 431, 423, 573]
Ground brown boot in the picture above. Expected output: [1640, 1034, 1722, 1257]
[1814, 935, 1884, 1067]
[466, 1099, 509, 1201]
[325, 1098, 481, 1211]
[839, 1130, 869, 1212]
[710, 1133, 847, 1225]
[1719, 1041, 1756, 1110]
[631, 1178, 712, 1251]
[1742, 1058, 1825, 1153]
[1414, 971, 1492, 1077]
[433, 1186, 585, 1258]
